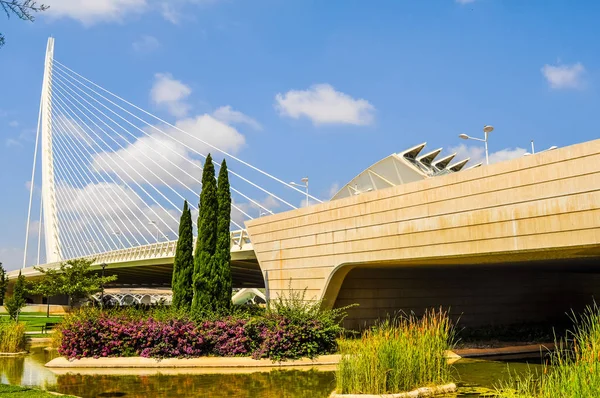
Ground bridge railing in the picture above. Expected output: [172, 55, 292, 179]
[81, 229, 252, 265]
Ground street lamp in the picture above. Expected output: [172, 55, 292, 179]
[459, 125, 494, 165]
[148, 220, 160, 242]
[100, 262, 107, 308]
[290, 177, 309, 207]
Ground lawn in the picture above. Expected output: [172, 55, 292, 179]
[0, 384, 77, 397]
[0, 314, 64, 334]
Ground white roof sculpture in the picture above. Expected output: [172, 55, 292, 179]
[330, 142, 482, 200]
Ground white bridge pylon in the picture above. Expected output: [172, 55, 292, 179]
[23, 38, 322, 268]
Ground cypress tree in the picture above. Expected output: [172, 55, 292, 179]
[171, 200, 194, 311]
[192, 153, 218, 314]
[215, 158, 232, 313]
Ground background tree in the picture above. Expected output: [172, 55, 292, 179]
[28, 266, 60, 317]
[171, 200, 195, 310]
[0, 262, 8, 306]
[192, 153, 218, 314]
[4, 271, 26, 321]
[215, 158, 232, 313]
[1, 1, 48, 48]
[37, 259, 117, 308]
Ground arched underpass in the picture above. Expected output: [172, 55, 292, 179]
[332, 257, 600, 330]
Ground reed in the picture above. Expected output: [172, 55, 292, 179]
[496, 303, 600, 398]
[0, 320, 27, 353]
[336, 308, 454, 395]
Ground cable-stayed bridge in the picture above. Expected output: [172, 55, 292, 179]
[18, 38, 325, 286]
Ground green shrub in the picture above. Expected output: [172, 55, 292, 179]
[0, 320, 26, 353]
[495, 303, 600, 398]
[336, 308, 454, 395]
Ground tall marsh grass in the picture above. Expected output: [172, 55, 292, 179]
[496, 303, 600, 398]
[0, 320, 27, 353]
[336, 309, 454, 394]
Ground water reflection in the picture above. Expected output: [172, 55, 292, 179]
[1, 347, 546, 398]
[48, 371, 336, 398]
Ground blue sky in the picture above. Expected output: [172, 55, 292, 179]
[1, 0, 599, 271]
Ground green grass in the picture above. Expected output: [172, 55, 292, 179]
[495, 303, 600, 398]
[335, 309, 454, 395]
[0, 314, 64, 333]
[0, 384, 77, 397]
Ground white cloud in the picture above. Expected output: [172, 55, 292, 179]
[43, 0, 147, 25]
[541, 63, 585, 89]
[8, 120, 19, 127]
[449, 143, 527, 166]
[150, 73, 192, 118]
[213, 106, 262, 130]
[5, 138, 21, 147]
[159, 0, 222, 24]
[326, 182, 340, 199]
[275, 84, 375, 126]
[456, 0, 476, 4]
[132, 35, 160, 53]
[160, 3, 181, 24]
[231, 196, 280, 227]
[91, 114, 245, 188]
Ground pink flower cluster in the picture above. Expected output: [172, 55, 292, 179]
[59, 314, 204, 359]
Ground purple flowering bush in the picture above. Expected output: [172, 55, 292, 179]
[58, 309, 205, 359]
[57, 289, 348, 361]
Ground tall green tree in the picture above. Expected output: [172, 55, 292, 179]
[35, 259, 117, 308]
[215, 158, 232, 312]
[4, 271, 26, 321]
[1, 1, 48, 48]
[192, 153, 218, 314]
[0, 262, 8, 306]
[28, 266, 60, 317]
[171, 200, 195, 310]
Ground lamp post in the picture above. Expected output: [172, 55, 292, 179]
[459, 125, 494, 165]
[100, 262, 107, 308]
[290, 177, 309, 207]
[149, 220, 160, 242]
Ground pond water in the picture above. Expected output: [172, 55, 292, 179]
[0, 347, 544, 397]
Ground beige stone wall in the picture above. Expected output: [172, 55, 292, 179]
[246, 138, 600, 318]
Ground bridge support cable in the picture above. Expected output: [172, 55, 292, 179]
[51, 120, 127, 253]
[49, 89, 180, 240]
[53, 59, 324, 204]
[51, 76, 252, 227]
[52, 141, 113, 255]
[49, 99, 158, 248]
[51, 124, 145, 250]
[50, 98, 177, 250]
[51, 65, 292, 215]
[51, 60, 320, 207]
[22, 62, 45, 268]
[51, 70, 276, 219]
[51, 105, 149, 249]
[50, 88, 182, 232]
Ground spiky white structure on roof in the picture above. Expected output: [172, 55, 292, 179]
[331, 142, 481, 200]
